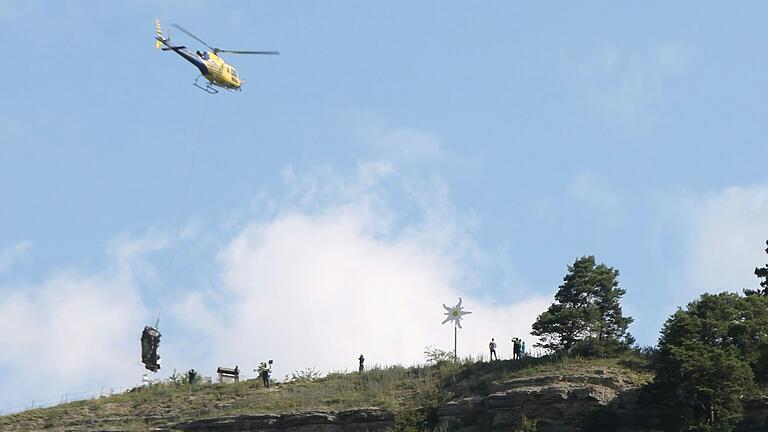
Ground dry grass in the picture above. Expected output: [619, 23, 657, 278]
[0, 354, 654, 431]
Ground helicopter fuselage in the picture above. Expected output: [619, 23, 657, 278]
[157, 37, 242, 90]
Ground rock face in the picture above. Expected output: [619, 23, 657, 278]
[436, 372, 641, 432]
[170, 376, 768, 432]
[173, 374, 637, 432]
[435, 373, 768, 432]
[172, 409, 394, 432]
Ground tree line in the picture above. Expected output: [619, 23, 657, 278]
[528, 240, 768, 431]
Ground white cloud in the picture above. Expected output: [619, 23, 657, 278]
[681, 185, 768, 296]
[579, 42, 690, 128]
[370, 127, 443, 161]
[568, 173, 621, 214]
[174, 163, 549, 378]
[350, 114, 444, 162]
[0, 241, 33, 274]
[0, 232, 163, 403]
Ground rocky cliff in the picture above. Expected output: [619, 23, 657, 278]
[168, 372, 768, 432]
[3, 357, 766, 431]
[436, 372, 639, 431]
[434, 371, 768, 432]
[172, 409, 394, 432]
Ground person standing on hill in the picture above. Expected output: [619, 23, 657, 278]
[489, 338, 498, 361]
[258, 362, 271, 388]
[512, 338, 520, 360]
[359, 354, 365, 372]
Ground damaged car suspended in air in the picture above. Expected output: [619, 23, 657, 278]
[141, 326, 162, 372]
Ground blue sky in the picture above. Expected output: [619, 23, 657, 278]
[1, 1, 768, 411]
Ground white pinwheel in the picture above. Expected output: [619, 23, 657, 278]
[442, 297, 471, 361]
[442, 297, 472, 329]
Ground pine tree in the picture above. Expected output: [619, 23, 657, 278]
[753, 240, 768, 295]
[650, 293, 765, 431]
[531, 256, 634, 355]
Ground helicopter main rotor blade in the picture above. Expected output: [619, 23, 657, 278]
[217, 50, 280, 55]
[171, 23, 216, 52]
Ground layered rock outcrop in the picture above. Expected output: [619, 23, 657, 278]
[435, 372, 768, 431]
[168, 371, 768, 432]
[172, 408, 393, 432]
[436, 372, 641, 431]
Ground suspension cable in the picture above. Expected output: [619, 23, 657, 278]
[155, 94, 210, 329]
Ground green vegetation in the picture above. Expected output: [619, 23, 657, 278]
[532, 255, 635, 356]
[744, 239, 768, 297]
[0, 354, 652, 432]
[650, 292, 768, 431]
[515, 415, 539, 432]
[5, 243, 768, 431]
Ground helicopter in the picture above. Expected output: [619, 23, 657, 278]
[155, 19, 278, 94]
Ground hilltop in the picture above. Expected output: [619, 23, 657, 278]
[2, 353, 766, 431]
[0, 354, 652, 432]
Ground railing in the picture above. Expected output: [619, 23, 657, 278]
[0, 386, 126, 416]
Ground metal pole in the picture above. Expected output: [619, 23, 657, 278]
[454, 323, 457, 362]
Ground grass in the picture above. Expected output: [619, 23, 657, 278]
[0, 353, 654, 432]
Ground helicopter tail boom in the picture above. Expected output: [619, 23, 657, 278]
[155, 18, 167, 49]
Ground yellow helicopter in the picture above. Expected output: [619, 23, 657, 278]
[155, 19, 278, 94]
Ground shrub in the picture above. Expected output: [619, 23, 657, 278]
[424, 346, 454, 365]
[515, 415, 538, 432]
[287, 367, 322, 383]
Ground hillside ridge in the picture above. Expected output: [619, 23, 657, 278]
[1, 355, 765, 431]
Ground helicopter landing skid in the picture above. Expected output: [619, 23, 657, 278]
[193, 75, 218, 94]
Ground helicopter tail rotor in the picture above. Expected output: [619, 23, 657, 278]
[155, 18, 169, 49]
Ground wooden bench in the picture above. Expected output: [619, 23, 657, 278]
[216, 366, 240, 383]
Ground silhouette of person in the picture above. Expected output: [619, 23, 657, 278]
[359, 354, 365, 372]
[258, 362, 271, 387]
[489, 338, 498, 361]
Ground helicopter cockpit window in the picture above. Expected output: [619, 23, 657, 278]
[231, 68, 238, 78]
[140, 326, 162, 372]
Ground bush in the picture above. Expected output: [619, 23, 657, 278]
[390, 407, 429, 432]
[424, 346, 455, 365]
[287, 367, 322, 383]
[515, 415, 538, 432]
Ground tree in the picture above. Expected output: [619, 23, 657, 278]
[531, 256, 634, 355]
[745, 240, 768, 297]
[650, 293, 768, 431]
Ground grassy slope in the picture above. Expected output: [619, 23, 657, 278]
[0, 355, 654, 432]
